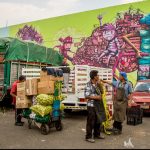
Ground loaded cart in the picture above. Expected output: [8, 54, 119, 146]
[18, 67, 65, 135]
[26, 100, 63, 135]
[22, 80, 64, 135]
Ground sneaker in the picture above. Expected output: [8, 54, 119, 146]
[94, 135, 105, 139]
[15, 122, 24, 126]
[85, 138, 95, 143]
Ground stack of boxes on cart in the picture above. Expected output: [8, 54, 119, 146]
[16, 67, 65, 121]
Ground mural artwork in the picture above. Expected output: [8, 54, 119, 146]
[13, 3, 150, 82]
[54, 36, 75, 62]
[54, 7, 150, 80]
[17, 25, 43, 44]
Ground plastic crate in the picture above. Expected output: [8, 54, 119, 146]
[126, 106, 143, 126]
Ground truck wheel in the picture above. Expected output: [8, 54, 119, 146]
[64, 109, 72, 113]
[41, 124, 50, 135]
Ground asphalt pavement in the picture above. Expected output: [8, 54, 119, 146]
[0, 110, 149, 149]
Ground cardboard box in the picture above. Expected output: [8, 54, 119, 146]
[38, 81, 54, 94]
[26, 78, 39, 95]
[17, 82, 26, 92]
[40, 71, 47, 77]
[16, 96, 32, 109]
[40, 75, 57, 81]
[17, 91, 26, 97]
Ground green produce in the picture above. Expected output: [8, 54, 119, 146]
[36, 94, 54, 106]
[30, 105, 52, 117]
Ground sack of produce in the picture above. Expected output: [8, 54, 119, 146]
[35, 115, 50, 123]
[47, 68, 56, 76]
[30, 105, 52, 117]
[36, 94, 54, 106]
[56, 69, 63, 77]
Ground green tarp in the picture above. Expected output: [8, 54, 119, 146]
[0, 37, 63, 66]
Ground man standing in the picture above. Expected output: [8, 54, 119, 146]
[85, 70, 106, 143]
[101, 72, 133, 134]
[60, 58, 70, 92]
[10, 75, 26, 126]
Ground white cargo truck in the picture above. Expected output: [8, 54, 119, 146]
[22, 65, 113, 114]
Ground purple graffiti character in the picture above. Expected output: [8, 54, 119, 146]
[56, 36, 74, 61]
[99, 24, 120, 67]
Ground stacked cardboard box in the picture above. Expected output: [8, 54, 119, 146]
[37, 70, 63, 94]
[26, 78, 39, 96]
[16, 82, 32, 109]
[38, 81, 55, 94]
[40, 71, 63, 82]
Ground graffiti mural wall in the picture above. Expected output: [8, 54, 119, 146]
[0, 0, 150, 85]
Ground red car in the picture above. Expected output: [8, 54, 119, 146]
[129, 80, 150, 112]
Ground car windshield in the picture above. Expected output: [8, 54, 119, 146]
[134, 82, 150, 92]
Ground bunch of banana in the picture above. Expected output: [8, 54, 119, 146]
[101, 84, 112, 135]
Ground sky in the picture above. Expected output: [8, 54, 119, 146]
[0, 0, 143, 27]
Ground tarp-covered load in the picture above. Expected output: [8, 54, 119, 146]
[0, 37, 63, 66]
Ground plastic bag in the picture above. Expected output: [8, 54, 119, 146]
[36, 94, 54, 106]
[30, 105, 52, 117]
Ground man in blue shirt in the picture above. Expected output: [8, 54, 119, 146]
[101, 72, 133, 134]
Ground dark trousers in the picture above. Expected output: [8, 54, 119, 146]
[15, 109, 23, 123]
[113, 121, 122, 131]
[86, 107, 101, 139]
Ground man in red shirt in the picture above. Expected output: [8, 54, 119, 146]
[10, 75, 26, 126]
